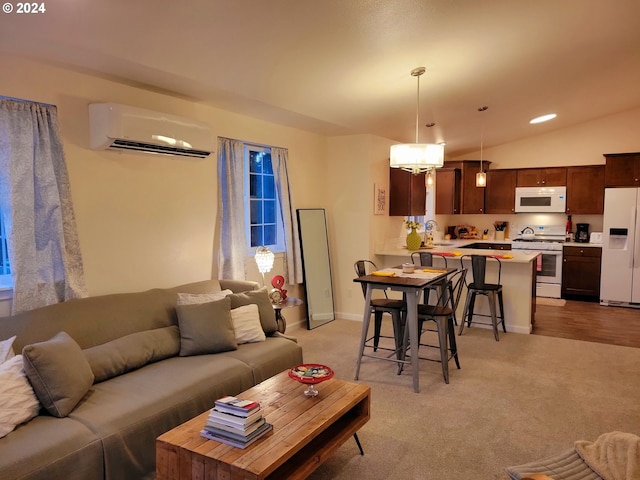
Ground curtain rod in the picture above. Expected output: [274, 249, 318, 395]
[218, 136, 287, 152]
[0, 95, 56, 108]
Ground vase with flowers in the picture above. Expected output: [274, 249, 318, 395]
[404, 220, 422, 251]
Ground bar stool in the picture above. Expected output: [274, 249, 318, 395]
[411, 252, 456, 324]
[400, 268, 467, 383]
[458, 255, 506, 341]
[354, 260, 406, 355]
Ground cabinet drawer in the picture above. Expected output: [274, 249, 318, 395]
[563, 246, 602, 258]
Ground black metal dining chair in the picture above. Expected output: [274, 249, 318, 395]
[400, 268, 467, 383]
[354, 260, 406, 357]
[411, 252, 455, 323]
[458, 255, 506, 341]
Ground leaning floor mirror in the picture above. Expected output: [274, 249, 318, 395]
[297, 208, 335, 329]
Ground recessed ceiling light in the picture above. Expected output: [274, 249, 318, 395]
[530, 113, 557, 124]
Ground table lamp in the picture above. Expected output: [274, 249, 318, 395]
[254, 246, 275, 286]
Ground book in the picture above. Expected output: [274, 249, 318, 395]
[205, 417, 266, 437]
[199, 422, 273, 449]
[214, 396, 260, 416]
[208, 407, 263, 427]
[204, 418, 268, 441]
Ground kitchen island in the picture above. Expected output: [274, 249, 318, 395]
[375, 239, 539, 334]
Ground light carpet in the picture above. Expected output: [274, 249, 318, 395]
[289, 319, 640, 480]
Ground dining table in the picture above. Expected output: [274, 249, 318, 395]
[353, 266, 456, 393]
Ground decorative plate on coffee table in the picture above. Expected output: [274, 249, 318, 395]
[288, 364, 334, 397]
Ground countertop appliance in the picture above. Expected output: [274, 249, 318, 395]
[589, 232, 603, 244]
[512, 224, 565, 298]
[600, 188, 640, 308]
[514, 186, 567, 213]
[575, 223, 590, 243]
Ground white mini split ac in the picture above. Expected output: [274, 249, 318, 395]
[88, 103, 214, 158]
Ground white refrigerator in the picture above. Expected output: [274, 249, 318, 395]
[600, 187, 640, 307]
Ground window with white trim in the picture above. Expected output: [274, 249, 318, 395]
[244, 145, 285, 253]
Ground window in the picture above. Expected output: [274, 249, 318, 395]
[244, 145, 285, 253]
[0, 214, 11, 288]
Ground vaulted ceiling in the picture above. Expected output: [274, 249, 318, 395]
[2, 0, 639, 156]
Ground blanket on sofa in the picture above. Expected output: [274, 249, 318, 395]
[575, 431, 640, 480]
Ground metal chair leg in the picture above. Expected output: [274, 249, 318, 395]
[353, 433, 364, 455]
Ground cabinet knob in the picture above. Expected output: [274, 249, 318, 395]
[541, 180, 546, 184]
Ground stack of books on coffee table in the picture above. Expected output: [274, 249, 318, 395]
[200, 396, 273, 448]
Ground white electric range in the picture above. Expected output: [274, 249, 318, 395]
[511, 225, 565, 298]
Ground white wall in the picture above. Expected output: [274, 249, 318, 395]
[0, 54, 329, 324]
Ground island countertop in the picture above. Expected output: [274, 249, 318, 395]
[374, 238, 539, 334]
[375, 239, 540, 263]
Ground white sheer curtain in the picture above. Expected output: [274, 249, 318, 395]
[216, 139, 302, 284]
[217, 137, 247, 279]
[271, 147, 303, 284]
[0, 98, 87, 313]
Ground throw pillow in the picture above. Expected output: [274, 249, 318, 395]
[226, 287, 278, 335]
[0, 335, 17, 363]
[0, 354, 40, 438]
[176, 296, 237, 356]
[231, 304, 266, 344]
[22, 332, 95, 418]
[176, 289, 233, 306]
[84, 326, 180, 383]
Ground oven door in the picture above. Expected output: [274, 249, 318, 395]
[536, 250, 563, 297]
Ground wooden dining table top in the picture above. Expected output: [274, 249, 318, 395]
[353, 267, 456, 288]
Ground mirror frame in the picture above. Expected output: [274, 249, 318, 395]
[296, 208, 335, 330]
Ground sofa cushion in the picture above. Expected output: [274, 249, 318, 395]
[22, 332, 95, 417]
[0, 354, 41, 438]
[231, 304, 266, 344]
[227, 287, 278, 335]
[68, 355, 255, 480]
[0, 414, 104, 480]
[176, 297, 237, 356]
[84, 326, 180, 383]
[176, 289, 233, 305]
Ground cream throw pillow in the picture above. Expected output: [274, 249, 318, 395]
[176, 290, 233, 305]
[0, 354, 41, 438]
[0, 335, 17, 363]
[231, 304, 266, 344]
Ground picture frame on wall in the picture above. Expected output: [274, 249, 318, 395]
[374, 183, 386, 215]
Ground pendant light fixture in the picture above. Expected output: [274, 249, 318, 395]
[390, 67, 444, 175]
[476, 106, 488, 188]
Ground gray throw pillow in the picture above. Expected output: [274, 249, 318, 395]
[22, 332, 95, 418]
[176, 296, 238, 356]
[84, 326, 180, 383]
[226, 287, 278, 335]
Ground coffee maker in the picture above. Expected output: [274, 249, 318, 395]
[575, 223, 590, 243]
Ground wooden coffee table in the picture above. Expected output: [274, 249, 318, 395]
[156, 370, 370, 480]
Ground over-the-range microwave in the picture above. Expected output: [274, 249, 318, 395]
[514, 186, 567, 213]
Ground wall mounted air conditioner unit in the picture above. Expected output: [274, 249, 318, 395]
[89, 103, 214, 158]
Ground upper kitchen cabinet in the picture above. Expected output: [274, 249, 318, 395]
[566, 165, 605, 214]
[485, 169, 517, 214]
[435, 167, 461, 214]
[516, 167, 567, 187]
[604, 152, 640, 187]
[439, 160, 489, 214]
[389, 167, 426, 216]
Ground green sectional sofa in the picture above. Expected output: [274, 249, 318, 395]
[0, 279, 303, 480]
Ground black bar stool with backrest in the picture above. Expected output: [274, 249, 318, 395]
[411, 252, 457, 324]
[354, 260, 406, 355]
[458, 255, 506, 341]
[400, 268, 467, 383]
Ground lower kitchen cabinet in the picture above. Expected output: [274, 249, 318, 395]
[561, 246, 602, 300]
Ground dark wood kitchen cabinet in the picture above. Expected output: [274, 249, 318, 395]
[604, 152, 640, 187]
[389, 168, 426, 216]
[566, 165, 605, 214]
[516, 167, 567, 187]
[561, 246, 602, 300]
[485, 169, 517, 214]
[440, 160, 489, 214]
[435, 168, 461, 214]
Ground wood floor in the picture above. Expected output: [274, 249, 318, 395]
[533, 299, 640, 348]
